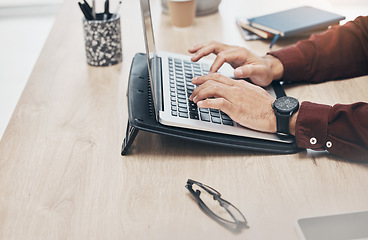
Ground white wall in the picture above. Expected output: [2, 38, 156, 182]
[0, 2, 61, 139]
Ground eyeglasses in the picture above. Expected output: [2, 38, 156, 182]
[185, 179, 249, 233]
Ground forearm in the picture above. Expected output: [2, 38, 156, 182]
[268, 16, 368, 83]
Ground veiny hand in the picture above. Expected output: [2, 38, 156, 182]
[188, 41, 284, 87]
[189, 73, 277, 133]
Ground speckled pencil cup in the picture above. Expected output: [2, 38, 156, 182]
[82, 14, 122, 67]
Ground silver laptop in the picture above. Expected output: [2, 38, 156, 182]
[140, 0, 292, 143]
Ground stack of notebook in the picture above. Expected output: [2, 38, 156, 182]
[236, 6, 345, 47]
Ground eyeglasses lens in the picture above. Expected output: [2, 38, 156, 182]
[192, 184, 240, 223]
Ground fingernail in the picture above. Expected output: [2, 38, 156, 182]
[197, 101, 203, 107]
[192, 76, 198, 82]
[193, 96, 198, 102]
[234, 68, 242, 76]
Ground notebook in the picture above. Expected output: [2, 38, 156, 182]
[139, 0, 293, 144]
[248, 6, 345, 37]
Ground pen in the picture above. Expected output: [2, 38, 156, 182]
[104, 0, 110, 20]
[92, 0, 96, 20]
[83, 0, 92, 13]
[269, 34, 280, 49]
[114, 1, 122, 14]
[78, 2, 93, 20]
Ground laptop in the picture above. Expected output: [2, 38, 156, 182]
[295, 211, 368, 240]
[139, 0, 293, 144]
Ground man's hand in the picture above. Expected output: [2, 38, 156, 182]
[188, 41, 284, 87]
[189, 73, 277, 133]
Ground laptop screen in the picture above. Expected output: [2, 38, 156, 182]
[140, 0, 161, 120]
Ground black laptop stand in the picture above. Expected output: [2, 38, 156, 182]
[121, 53, 300, 155]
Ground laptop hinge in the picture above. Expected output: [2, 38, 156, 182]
[155, 56, 164, 112]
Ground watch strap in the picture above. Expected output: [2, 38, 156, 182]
[275, 112, 290, 137]
[271, 81, 286, 98]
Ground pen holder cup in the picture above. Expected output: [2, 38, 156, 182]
[82, 13, 122, 67]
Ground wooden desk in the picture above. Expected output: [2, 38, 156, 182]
[0, 0, 367, 239]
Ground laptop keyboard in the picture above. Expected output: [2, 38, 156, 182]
[168, 57, 234, 126]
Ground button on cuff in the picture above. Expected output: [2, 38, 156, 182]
[310, 137, 317, 145]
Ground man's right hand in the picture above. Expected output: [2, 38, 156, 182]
[188, 41, 284, 87]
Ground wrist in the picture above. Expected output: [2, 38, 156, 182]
[289, 110, 299, 136]
[272, 96, 299, 137]
[264, 54, 284, 80]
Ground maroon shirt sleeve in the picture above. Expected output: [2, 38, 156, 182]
[269, 16, 368, 82]
[268, 16, 368, 161]
[296, 102, 368, 161]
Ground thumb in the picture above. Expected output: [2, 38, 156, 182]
[234, 65, 271, 86]
[234, 65, 255, 78]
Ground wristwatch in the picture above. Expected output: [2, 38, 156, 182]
[272, 96, 299, 138]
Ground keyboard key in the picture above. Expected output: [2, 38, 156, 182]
[186, 84, 194, 90]
[202, 63, 210, 71]
[211, 116, 221, 124]
[179, 112, 188, 118]
[189, 106, 197, 112]
[190, 112, 199, 120]
[185, 72, 192, 77]
[178, 98, 187, 104]
[222, 119, 234, 126]
[178, 107, 187, 113]
[221, 114, 232, 121]
[171, 110, 177, 116]
[200, 112, 210, 122]
[178, 103, 187, 108]
[210, 111, 220, 118]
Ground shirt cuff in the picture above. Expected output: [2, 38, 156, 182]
[268, 46, 307, 82]
[295, 101, 332, 150]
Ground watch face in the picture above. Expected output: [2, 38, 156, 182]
[274, 96, 299, 113]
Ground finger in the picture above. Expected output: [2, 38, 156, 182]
[190, 81, 233, 104]
[234, 65, 271, 86]
[191, 73, 235, 87]
[190, 45, 217, 62]
[210, 49, 244, 73]
[188, 43, 206, 54]
[196, 98, 235, 117]
[190, 42, 224, 62]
